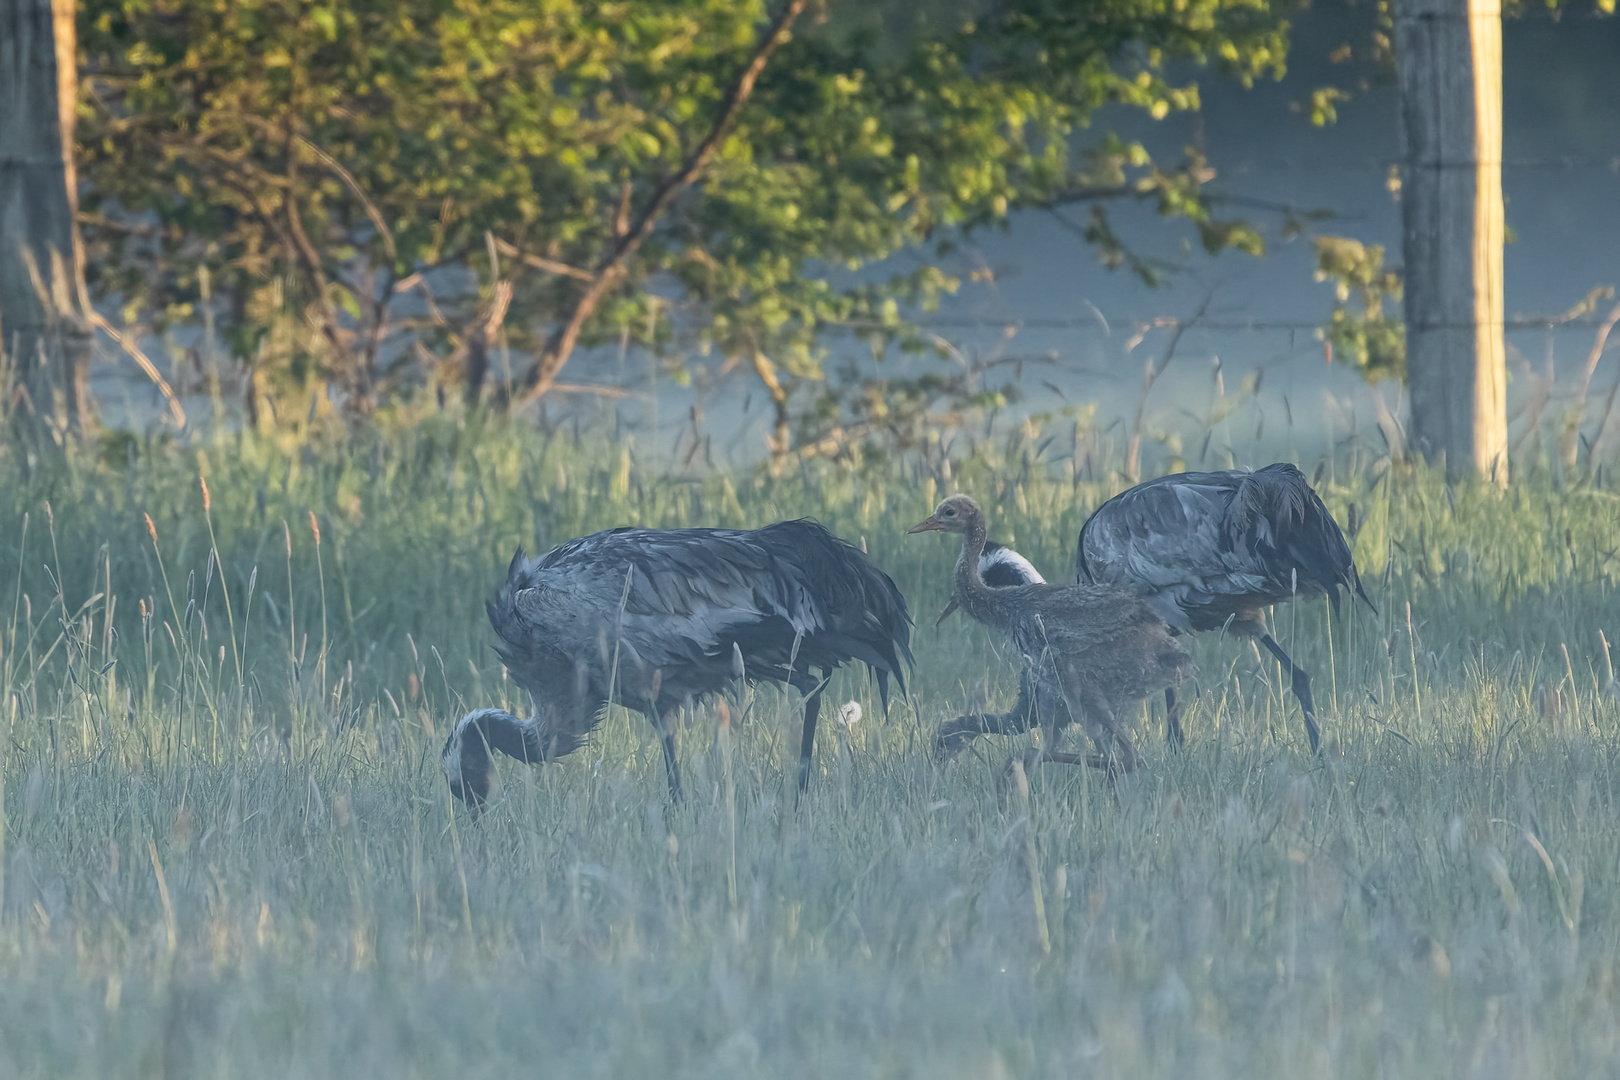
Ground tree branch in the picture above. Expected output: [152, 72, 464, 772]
[75, 210, 160, 237]
[235, 115, 398, 265]
[490, 238, 594, 282]
[86, 310, 186, 427]
[278, 121, 354, 379]
[514, 0, 808, 407]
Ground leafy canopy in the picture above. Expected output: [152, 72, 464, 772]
[78, 0, 1292, 419]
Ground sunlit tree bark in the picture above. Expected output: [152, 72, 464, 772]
[1396, 0, 1507, 484]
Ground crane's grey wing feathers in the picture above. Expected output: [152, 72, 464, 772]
[1077, 464, 1369, 628]
[514, 531, 817, 674]
[463, 521, 910, 810]
[499, 521, 911, 707]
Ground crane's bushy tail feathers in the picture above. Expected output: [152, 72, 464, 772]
[758, 520, 914, 698]
[1262, 464, 1375, 618]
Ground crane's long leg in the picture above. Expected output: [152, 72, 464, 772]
[1165, 687, 1184, 748]
[1018, 679, 1136, 777]
[656, 707, 682, 800]
[1082, 689, 1139, 777]
[936, 673, 1038, 758]
[1002, 685, 1127, 799]
[1259, 634, 1321, 754]
[789, 673, 825, 794]
[936, 711, 1035, 758]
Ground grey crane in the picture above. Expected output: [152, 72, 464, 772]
[1078, 463, 1369, 752]
[442, 520, 912, 816]
[911, 495, 1191, 776]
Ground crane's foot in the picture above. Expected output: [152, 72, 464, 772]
[996, 745, 1124, 799]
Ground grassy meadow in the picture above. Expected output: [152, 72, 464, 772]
[3, 416, 1620, 1077]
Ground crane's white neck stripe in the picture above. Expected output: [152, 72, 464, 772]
[980, 546, 1045, 585]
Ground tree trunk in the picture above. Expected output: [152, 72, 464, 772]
[0, 0, 94, 442]
[1395, 0, 1506, 484]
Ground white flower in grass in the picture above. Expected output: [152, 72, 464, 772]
[836, 701, 862, 729]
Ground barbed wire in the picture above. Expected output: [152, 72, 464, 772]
[1207, 157, 1620, 172]
[911, 316, 1615, 333]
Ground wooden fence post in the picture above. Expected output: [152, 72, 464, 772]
[1396, 0, 1507, 484]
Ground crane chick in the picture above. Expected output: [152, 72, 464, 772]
[931, 542, 1046, 758]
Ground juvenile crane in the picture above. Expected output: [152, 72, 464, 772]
[1077, 463, 1369, 752]
[911, 495, 1190, 776]
[442, 521, 912, 816]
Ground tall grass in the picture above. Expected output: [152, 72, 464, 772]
[2, 415, 1620, 1076]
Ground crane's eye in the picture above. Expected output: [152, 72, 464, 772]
[943, 507, 956, 516]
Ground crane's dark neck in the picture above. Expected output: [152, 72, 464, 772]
[465, 708, 547, 762]
[445, 705, 594, 815]
[449, 707, 583, 778]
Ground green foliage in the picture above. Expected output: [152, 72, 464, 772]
[1304, 85, 1351, 126]
[77, 0, 1293, 420]
[1315, 234, 1405, 383]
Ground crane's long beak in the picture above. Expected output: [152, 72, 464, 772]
[933, 597, 960, 627]
[908, 516, 943, 533]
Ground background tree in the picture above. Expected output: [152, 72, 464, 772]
[1, 0, 94, 444]
[77, 0, 1291, 434]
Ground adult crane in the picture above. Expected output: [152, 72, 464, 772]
[442, 521, 912, 816]
[1076, 463, 1369, 752]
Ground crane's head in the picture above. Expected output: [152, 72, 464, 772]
[908, 494, 982, 536]
[442, 708, 503, 819]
